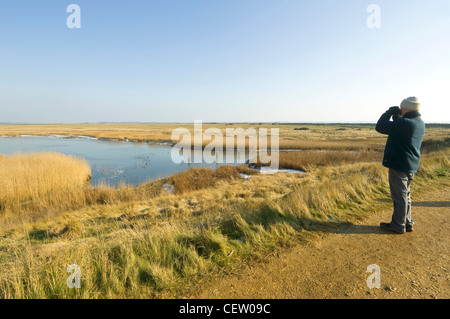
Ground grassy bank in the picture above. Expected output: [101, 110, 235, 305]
[0, 146, 449, 298]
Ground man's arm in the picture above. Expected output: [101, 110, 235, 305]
[375, 107, 401, 135]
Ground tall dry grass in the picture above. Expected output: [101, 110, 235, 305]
[0, 152, 91, 215]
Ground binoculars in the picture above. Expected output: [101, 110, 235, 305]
[389, 106, 402, 120]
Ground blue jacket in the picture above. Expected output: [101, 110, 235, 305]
[375, 111, 425, 173]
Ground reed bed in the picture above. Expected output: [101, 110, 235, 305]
[0, 152, 91, 215]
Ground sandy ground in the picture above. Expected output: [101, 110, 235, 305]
[191, 187, 450, 299]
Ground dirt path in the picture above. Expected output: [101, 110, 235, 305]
[191, 187, 450, 299]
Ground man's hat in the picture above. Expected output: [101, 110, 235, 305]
[400, 96, 420, 111]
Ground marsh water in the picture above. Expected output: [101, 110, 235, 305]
[0, 135, 253, 187]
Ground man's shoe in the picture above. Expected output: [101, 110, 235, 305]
[380, 222, 405, 234]
[406, 224, 414, 232]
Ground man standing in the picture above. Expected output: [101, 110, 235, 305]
[375, 97, 425, 234]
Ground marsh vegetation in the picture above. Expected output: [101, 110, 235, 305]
[0, 124, 449, 298]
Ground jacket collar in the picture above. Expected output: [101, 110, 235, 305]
[403, 111, 421, 119]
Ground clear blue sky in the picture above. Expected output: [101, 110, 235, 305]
[0, 0, 449, 123]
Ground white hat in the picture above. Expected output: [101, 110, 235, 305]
[400, 96, 420, 111]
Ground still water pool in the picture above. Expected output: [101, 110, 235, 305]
[0, 135, 249, 187]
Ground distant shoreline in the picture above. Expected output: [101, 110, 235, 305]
[1, 122, 449, 125]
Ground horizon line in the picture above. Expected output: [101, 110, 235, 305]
[1, 121, 450, 125]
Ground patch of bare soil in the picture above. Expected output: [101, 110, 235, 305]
[190, 187, 450, 299]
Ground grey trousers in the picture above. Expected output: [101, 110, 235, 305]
[389, 168, 415, 231]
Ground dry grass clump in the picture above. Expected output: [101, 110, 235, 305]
[169, 165, 260, 195]
[215, 165, 241, 179]
[235, 164, 261, 175]
[170, 167, 216, 195]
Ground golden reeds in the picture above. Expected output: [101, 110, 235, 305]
[0, 152, 91, 212]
